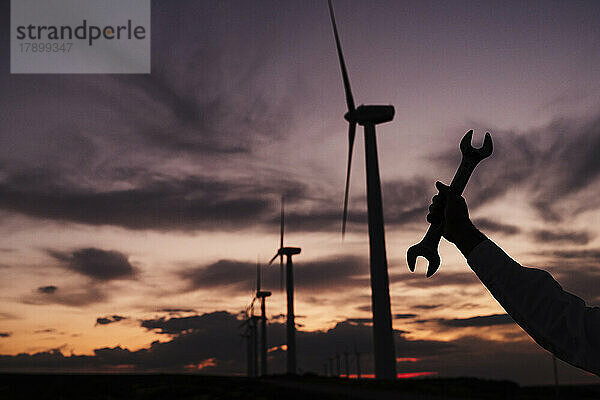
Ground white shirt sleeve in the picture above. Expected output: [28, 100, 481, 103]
[467, 239, 600, 376]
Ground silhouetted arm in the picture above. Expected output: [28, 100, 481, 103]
[429, 181, 600, 375]
[467, 238, 600, 376]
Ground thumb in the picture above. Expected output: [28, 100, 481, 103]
[435, 181, 450, 193]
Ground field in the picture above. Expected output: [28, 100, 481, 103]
[1, 374, 599, 399]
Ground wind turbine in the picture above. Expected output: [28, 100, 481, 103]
[255, 262, 272, 376]
[344, 350, 350, 378]
[327, 0, 397, 379]
[240, 323, 252, 377]
[354, 344, 362, 379]
[268, 196, 301, 374]
[240, 308, 259, 377]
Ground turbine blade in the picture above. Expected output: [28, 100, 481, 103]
[280, 196, 284, 248]
[256, 261, 261, 293]
[342, 122, 356, 237]
[268, 252, 279, 265]
[328, 0, 355, 112]
[280, 196, 284, 292]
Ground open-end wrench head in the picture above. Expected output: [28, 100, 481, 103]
[406, 242, 441, 277]
[460, 130, 493, 162]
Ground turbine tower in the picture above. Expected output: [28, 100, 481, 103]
[240, 323, 253, 377]
[269, 196, 301, 374]
[240, 308, 259, 377]
[328, 0, 397, 379]
[255, 262, 272, 376]
[354, 344, 362, 379]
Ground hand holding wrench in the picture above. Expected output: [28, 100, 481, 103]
[407, 130, 493, 277]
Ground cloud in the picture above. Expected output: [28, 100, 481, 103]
[180, 260, 258, 292]
[140, 314, 227, 335]
[413, 304, 443, 310]
[436, 115, 600, 225]
[33, 329, 56, 334]
[0, 0, 303, 166]
[157, 308, 197, 314]
[472, 218, 520, 236]
[95, 315, 127, 326]
[37, 286, 57, 294]
[0, 171, 281, 232]
[0, 169, 434, 235]
[391, 271, 479, 289]
[181, 255, 368, 294]
[394, 313, 417, 320]
[282, 176, 433, 233]
[0, 313, 17, 320]
[0, 311, 595, 384]
[1, 312, 414, 374]
[435, 314, 515, 328]
[542, 249, 600, 260]
[49, 248, 135, 281]
[383, 177, 436, 227]
[532, 229, 592, 245]
[0, 0, 318, 237]
[345, 318, 372, 325]
[25, 285, 108, 307]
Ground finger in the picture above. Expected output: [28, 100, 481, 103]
[429, 202, 443, 213]
[427, 212, 442, 224]
[426, 213, 434, 224]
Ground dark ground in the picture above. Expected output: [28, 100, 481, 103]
[1, 374, 599, 400]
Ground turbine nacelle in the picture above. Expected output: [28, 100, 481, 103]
[268, 246, 301, 265]
[256, 290, 272, 298]
[344, 105, 395, 126]
[274, 246, 301, 258]
[280, 247, 302, 256]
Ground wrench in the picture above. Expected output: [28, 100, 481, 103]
[407, 130, 493, 277]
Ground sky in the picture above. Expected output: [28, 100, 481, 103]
[1, 0, 600, 385]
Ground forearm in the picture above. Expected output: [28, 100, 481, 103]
[452, 222, 487, 257]
[467, 239, 600, 375]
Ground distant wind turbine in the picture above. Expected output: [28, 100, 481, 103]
[255, 262, 272, 376]
[268, 196, 301, 374]
[354, 344, 361, 379]
[344, 350, 350, 378]
[240, 323, 252, 377]
[327, 0, 397, 379]
[240, 308, 259, 377]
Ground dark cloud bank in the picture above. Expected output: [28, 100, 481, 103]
[3, 114, 600, 239]
[1, 1, 600, 239]
[49, 248, 136, 281]
[36, 286, 57, 294]
[0, 311, 594, 385]
[181, 255, 367, 294]
[416, 314, 515, 329]
[26, 248, 136, 307]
